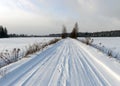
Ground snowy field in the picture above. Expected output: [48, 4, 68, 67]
[79, 37, 120, 60]
[92, 37, 120, 53]
[0, 37, 56, 67]
[79, 37, 120, 52]
[0, 37, 55, 51]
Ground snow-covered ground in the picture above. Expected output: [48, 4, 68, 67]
[0, 38, 120, 86]
[92, 37, 120, 53]
[92, 37, 120, 60]
[79, 37, 120, 53]
[0, 37, 55, 51]
[79, 37, 120, 60]
[0, 37, 56, 67]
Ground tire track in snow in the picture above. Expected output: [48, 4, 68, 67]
[48, 40, 68, 86]
[74, 44, 110, 86]
[77, 48, 111, 86]
[37, 40, 67, 86]
[23, 39, 67, 86]
[68, 40, 81, 86]
[0, 40, 64, 86]
[56, 40, 70, 86]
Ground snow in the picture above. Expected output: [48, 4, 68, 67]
[79, 37, 120, 60]
[0, 38, 120, 86]
[0, 37, 54, 51]
[0, 37, 56, 67]
[92, 37, 120, 53]
[92, 37, 120, 60]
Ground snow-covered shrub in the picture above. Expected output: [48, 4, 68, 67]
[79, 38, 120, 60]
[80, 37, 94, 45]
[25, 42, 42, 56]
[11, 48, 21, 62]
[0, 38, 60, 68]
[91, 43, 120, 60]
[25, 38, 60, 57]
[0, 48, 22, 68]
[48, 38, 60, 45]
[107, 49, 113, 57]
[0, 68, 7, 77]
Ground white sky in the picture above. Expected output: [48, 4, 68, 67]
[0, 0, 120, 35]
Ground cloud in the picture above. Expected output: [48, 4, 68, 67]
[97, 0, 120, 19]
[65, 0, 120, 31]
[0, 0, 59, 34]
[0, 0, 120, 34]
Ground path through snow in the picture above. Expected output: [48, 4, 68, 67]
[0, 38, 120, 86]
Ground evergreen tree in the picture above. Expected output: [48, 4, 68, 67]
[61, 25, 67, 39]
[4, 27, 8, 37]
[70, 22, 79, 39]
[0, 26, 8, 38]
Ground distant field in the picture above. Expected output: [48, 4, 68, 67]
[0, 37, 55, 51]
[0, 37, 57, 67]
[1, 37, 120, 54]
[78, 37, 120, 60]
[92, 37, 120, 53]
[79, 37, 120, 53]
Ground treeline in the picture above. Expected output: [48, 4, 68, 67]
[0, 25, 50, 38]
[8, 30, 120, 38]
[78, 30, 120, 37]
[1, 24, 120, 38]
[0, 26, 8, 38]
[9, 34, 46, 37]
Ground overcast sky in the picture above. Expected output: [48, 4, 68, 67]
[0, 0, 120, 35]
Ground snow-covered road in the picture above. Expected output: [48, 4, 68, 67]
[0, 38, 120, 86]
